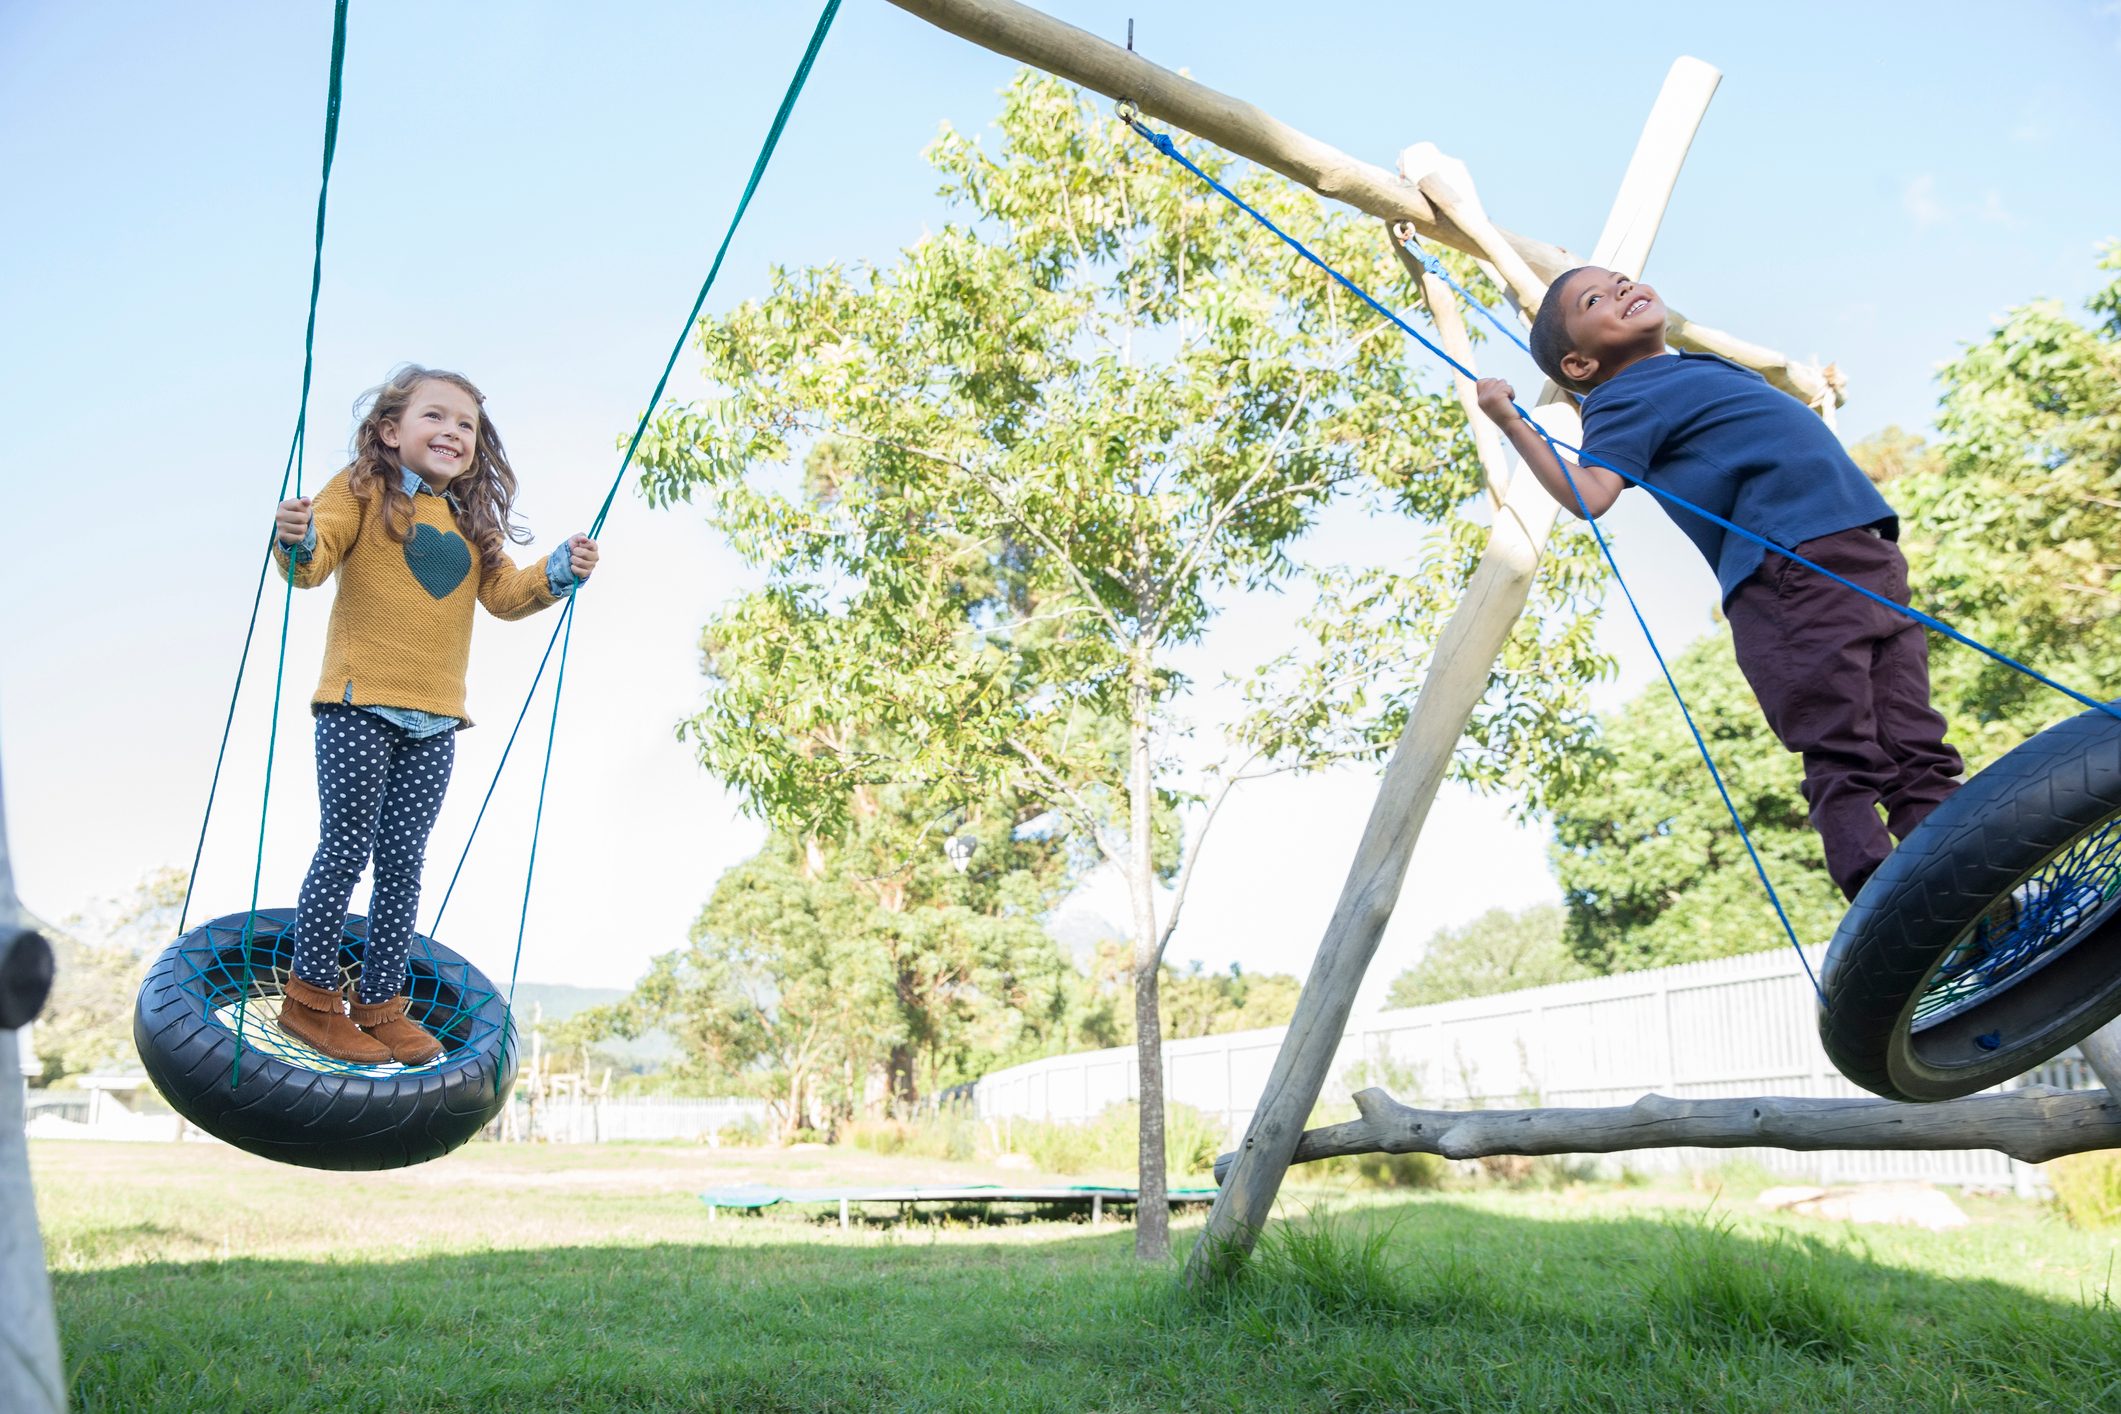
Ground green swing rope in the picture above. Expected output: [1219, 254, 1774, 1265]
[429, 0, 843, 1041]
[225, 0, 351, 1085]
[197, 1, 840, 1086]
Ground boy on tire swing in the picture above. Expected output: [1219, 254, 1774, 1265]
[1472, 267, 1961, 906]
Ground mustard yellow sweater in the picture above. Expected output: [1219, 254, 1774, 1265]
[274, 470, 561, 726]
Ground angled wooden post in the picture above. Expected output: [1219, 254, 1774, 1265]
[0, 711, 66, 1414]
[2082, 1021, 2121, 1094]
[1189, 57, 1724, 1281]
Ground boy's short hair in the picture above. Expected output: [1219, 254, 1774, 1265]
[1530, 267, 1595, 395]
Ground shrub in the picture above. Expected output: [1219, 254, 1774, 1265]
[1004, 1101, 1226, 1180]
[841, 1116, 978, 1163]
[1474, 1153, 1598, 1190]
[1307, 1150, 1451, 1190]
[2046, 1151, 2121, 1229]
[712, 1115, 769, 1147]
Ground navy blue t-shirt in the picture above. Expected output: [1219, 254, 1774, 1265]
[1578, 352, 1897, 603]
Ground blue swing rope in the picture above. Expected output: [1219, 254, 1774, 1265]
[425, 0, 843, 1029]
[1118, 108, 2120, 991]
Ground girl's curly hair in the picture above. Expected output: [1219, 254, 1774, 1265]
[344, 364, 529, 563]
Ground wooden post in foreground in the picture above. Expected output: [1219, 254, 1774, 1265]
[0, 716, 66, 1414]
[1190, 57, 1723, 1282]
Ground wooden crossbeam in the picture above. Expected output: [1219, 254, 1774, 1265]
[882, 0, 1841, 408]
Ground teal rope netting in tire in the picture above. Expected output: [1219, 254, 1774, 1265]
[425, 0, 843, 1027]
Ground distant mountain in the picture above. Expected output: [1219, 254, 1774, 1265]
[507, 982, 628, 1024]
[507, 982, 676, 1071]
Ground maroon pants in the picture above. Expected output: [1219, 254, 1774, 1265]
[1726, 528, 1964, 901]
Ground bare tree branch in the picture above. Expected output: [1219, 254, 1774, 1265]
[1156, 753, 1259, 954]
[794, 422, 1132, 641]
[1007, 735, 1126, 871]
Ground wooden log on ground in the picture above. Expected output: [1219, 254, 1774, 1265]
[1210, 1085, 2121, 1183]
[883, 0, 1839, 407]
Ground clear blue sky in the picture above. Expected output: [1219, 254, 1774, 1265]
[3, 1, 2117, 1002]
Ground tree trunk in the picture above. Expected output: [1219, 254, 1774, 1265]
[887, 1038, 918, 1115]
[1127, 642, 1169, 1260]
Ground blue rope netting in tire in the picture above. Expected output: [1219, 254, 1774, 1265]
[1819, 702, 2121, 1102]
[133, 910, 517, 1170]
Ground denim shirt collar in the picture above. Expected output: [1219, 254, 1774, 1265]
[399, 465, 464, 514]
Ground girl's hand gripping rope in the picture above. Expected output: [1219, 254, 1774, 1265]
[564, 533, 599, 583]
[275, 496, 314, 548]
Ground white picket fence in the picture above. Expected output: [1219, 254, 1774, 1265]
[493, 1094, 770, 1144]
[972, 945, 2099, 1191]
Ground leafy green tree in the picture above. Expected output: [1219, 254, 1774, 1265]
[32, 867, 186, 1086]
[34, 930, 145, 1086]
[634, 75, 1606, 1258]
[1899, 240, 2121, 762]
[1384, 904, 1589, 1008]
[1160, 961, 1302, 1038]
[594, 789, 1086, 1132]
[1549, 245, 2121, 969]
[1548, 633, 1848, 971]
[608, 841, 898, 1137]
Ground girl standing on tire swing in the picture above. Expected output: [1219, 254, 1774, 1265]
[270, 365, 598, 1065]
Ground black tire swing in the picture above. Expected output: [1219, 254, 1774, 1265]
[1819, 701, 2121, 1102]
[136, 910, 516, 1170]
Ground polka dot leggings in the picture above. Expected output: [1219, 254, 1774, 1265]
[291, 705, 455, 1003]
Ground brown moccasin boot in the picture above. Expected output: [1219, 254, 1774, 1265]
[279, 975, 392, 1064]
[350, 995, 445, 1065]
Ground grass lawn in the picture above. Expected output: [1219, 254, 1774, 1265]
[32, 1138, 2121, 1412]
